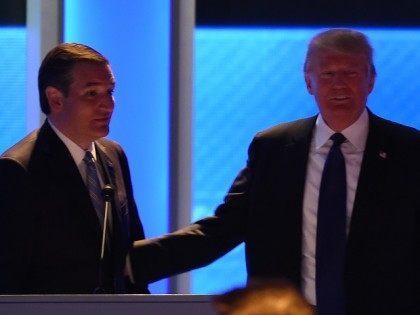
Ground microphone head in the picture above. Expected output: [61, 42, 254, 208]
[102, 184, 114, 201]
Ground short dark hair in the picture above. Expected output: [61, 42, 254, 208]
[304, 28, 376, 77]
[38, 43, 109, 114]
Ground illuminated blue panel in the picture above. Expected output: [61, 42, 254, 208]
[0, 28, 26, 154]
[192, 27, 420, 294]
[64, 0, 170, 293]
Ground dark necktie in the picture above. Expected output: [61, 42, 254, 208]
[83, 151, 105, 228]
[316, 133, 347, 315]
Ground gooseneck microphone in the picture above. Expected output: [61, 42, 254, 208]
[93, 184, 114, 294]
[101, 185, 113, 260]
[102, 184, 114, 202]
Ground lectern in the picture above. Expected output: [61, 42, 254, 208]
[0, 294, 216, 315]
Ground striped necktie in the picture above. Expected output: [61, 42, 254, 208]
[83, 151, 105, 228]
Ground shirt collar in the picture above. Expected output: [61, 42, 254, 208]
[314, 108, 369, 150]
[48, 119, 97, 164]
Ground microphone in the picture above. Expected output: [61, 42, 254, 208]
[100, 184, 114, 260]
[93, 184, 114, 294]
[102, 184, 114, 202]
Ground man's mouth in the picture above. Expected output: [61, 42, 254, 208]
[330, 95, 350, 102]
[93, 117, 111, 123]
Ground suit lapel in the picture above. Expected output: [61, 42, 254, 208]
[284, 117, 316, 283]
[347, 113, 390, 260]
[95, 142, 129, 245]
[95, 143, 116, 187]
[262, 117, 315, 284]
[95, 142, 130, 277]
[36, 122, 103, 237]
[95, 142, 121, 221]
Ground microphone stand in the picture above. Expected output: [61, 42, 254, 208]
[93, 184, 114, 294]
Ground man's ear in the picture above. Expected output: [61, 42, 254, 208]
[304, 73, 314, 95]
[45, 86, 64, 113]
[367, 74, 375, 95]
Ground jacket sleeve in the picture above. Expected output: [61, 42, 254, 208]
[0, 158, 35, 293]
[129, 137, 261, 284]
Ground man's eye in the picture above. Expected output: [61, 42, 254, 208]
[320, 72, 333, 78]
[87, 90, 97, 97]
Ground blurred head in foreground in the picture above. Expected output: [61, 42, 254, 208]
[213, 281, 314, 315]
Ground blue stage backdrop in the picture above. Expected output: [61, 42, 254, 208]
[191, 27, 420, 294]
[0, 27, 26, 154]
[64, 0, 171, 293]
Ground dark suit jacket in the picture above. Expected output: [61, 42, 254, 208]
[131, 111, 419, 314]
[0, 121, 149, 294]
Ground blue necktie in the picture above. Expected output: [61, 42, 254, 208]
[83, 151, 105, 228]
[316, 133, 347, 315]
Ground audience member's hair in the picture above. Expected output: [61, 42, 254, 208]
[213, 280, 314, 315]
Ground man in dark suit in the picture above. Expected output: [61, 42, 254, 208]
[0, 43, 149, 294]
[130, 29, 419, 314]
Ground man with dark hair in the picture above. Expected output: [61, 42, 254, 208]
[0, 43, 148, 294]
[131, 29, 420, 314]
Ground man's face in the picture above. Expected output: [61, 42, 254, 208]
[305, 50, 375, 131]
[49, 62, 115, 149]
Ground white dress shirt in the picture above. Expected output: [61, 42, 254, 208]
[301, 109, 369, 305]
[48, 120, 101, 186]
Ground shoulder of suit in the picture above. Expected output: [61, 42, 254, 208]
[0, 129, 40, 170]
[369, 114, 420, 167]
[254, 116, 316, 142]
[371, 114, 420, 145]
[96, 137, 124, 154]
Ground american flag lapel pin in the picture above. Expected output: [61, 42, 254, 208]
[379, 151, 387, 159]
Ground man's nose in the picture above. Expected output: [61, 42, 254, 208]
[100, 94, 115, 111]
[332, 73, 346, 87]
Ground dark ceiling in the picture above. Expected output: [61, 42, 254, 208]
[196, 0, 420, 26]
[2, 1, 420, 27]
[0, 0, 26, 25]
